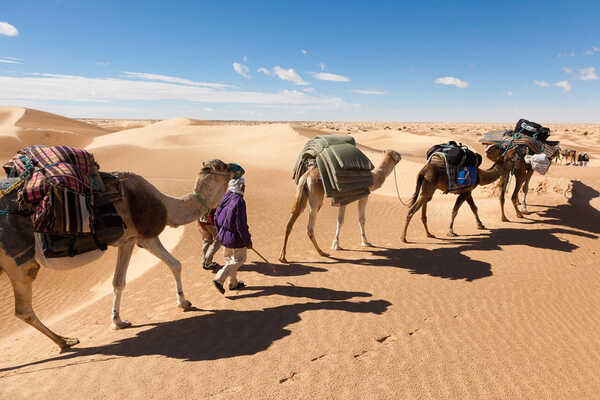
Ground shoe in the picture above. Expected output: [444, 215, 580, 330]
[213, 280, 225, 294]
[229, 281, 246, 290]
[203, 261, 220, 270]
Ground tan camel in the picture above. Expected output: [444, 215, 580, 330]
[0, 159, 232, 350]
[492, 146, 560, 220]
[560, 148, 577, 165]
[279, 150, 401, 263]
[401, 144, 518, 242]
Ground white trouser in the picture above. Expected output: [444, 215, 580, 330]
[214, 247, 247, 288]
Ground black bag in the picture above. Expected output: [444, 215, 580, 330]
[426, 141, 482, 167]
[514, 119, 550, 142]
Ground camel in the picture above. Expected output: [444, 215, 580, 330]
[279, 150, 401, 263]
[401, 144, 518, 242]
[0, 159, 232, 350]
[492, 146, 560, 220]
[560, 148, 577, 165]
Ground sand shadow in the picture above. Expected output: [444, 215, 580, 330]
[240, 261, 328, 277]
[1, 298, 390, 373]
[226, 284, 372, 301]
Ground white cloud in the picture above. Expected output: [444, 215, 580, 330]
[554, 80, 572, 92]
[96, 61, 110, 66]
[0, 72, 347, 107]
[533, 80, 550, 87]
[584, 46, 600, 55]
[352, 89, 386, 95]
[301, 49, 308, 55]
[233, 62, 250, 79]
[312, 72, 351, 82]
[578, 67, 599, 80]
[319, 62, 326, 71]
[257, 67, 272, 76]
[0, 57, 23, 64]
[203, 107, 215, 112]
[303, 87, 315, 93]
[0, 22, 18, 37]
[561, 67, 573, 74]
[272, 66, 307, 85]
[505, 91, 513, 96]
[243, 56, 248, 62]
[122, 71, 234, 88]
[558, 51, 575, 57]
[434, 76, 468, 88]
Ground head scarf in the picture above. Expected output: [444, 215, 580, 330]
[229, 163, 245, 180]
[228, 177, 245, 195]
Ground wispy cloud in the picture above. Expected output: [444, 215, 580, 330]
[233, 62, 251, 79]
[312, 72, 351, 82]
[584, 46, 600, 55]
[434, 76, 468, 88]
[352, 89, 386, 95]
[243, 56, 248, 62]
[555, 80, 572, 92]
[301, 49, 308, 55]
[0, 22, 18, 37]
[505, 91, 513, 96]
[257, 67, 272, 76]
[319, 62, 326, 71]
[122, 71, 234, 88]
[561, 67, 573, 74]
[96, 61, 110, 66]
[557, 51, 575, 57]
[533, 80, 550, 87]
[303, 87, 315, 93]
[0, 73, 347, 107]
[0, 57, 23, 64]
[203, 107, 215, 112]
[272, 66, 308, 85]
[578, 67, 599, 80]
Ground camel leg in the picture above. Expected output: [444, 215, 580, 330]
[448, 193, 469, 237]
[8, 262, 79, 349]
[279, 186, 309, 263]
[421, 199, 435, 238]
[111, 240, 135, 329]
[307, 188, 328, 258]
[358, 196, 373, 247]
[331, 205, 346, 250]
[520, 169, 534, 213]
[139, 237, 192, 311]
[499, 173, 510, 222]
[402, 195, 428, 243]
[466, 193, 486, 229]
[510, 171, 525, 219]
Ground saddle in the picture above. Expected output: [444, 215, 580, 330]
[292, 135, 374, 206]
[426, 141, 480, 193]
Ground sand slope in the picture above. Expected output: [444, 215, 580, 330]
[0, 112, 599, 399]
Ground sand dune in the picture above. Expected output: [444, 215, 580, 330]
[1, 110, 599, 399]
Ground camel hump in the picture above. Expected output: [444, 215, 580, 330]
[123, 176, 167, 238]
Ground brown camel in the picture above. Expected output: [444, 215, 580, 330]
[0, 159, 232, 350]
[279, 150, 401, 263]
[401, 144, 518, 242]
[560, 148, 577, 165]
[492, 146, 560, 220]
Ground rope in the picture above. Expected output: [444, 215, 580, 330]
[393, 165, 411, 206]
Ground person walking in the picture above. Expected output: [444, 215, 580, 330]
[212, 176, 252, 294]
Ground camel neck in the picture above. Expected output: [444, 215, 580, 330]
[478, 162, 508, 185]
[161, 193, 208, 227]
[370, 155, 397, 190]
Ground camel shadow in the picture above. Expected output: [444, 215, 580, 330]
[1, 298, 390, 373]
[226, 284, 372, 301]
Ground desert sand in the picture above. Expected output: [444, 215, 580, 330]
[0, 107, 599, 399]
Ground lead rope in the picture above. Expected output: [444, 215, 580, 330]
[393, 165, 411, 206]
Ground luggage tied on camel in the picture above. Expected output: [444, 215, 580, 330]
[2, 145, 126, 258]
[292, 135, 374, 206]
[426, 141, 482, 193]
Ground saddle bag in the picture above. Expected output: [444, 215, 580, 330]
[514, 119, 550, 142]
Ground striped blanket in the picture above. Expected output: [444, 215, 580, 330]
[2, 146, 98, 233]
[479, 130, 559, 159]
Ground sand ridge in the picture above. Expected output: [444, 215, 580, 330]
[0, 108, 599, 399]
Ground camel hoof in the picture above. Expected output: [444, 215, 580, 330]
[447, 232, 458, 237]
[59, 337, 79, 350]
[516, 213, 525, 219]
[361, 242, 374, 248]
[279, 257, 289, 264]
[426, 233, 435, 238]
[111, 320, 132, 330]
[331, 242, 341, 250]
[178, 300, 193, 311]
[318, 251, 330, 258]
[478, 224, 487, 230]
[501, 217, 509, 222]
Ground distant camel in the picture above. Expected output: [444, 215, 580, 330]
[279, 150, 401, 263]
[1, 160, 231, 350]
[401, 144, 518, 242]
[560, 148, 577, 165]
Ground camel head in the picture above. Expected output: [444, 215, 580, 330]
[194, 159, 233, 208]
[485, 143, 520, 172]
[384, 149, 402, 164]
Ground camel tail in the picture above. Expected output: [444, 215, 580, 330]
[291, 173, 310, 214]
[408, 172, 425, 207]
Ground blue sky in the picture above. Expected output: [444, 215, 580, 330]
[1, 1, 599, 122]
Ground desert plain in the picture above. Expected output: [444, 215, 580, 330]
[1, 107, 599, 399]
